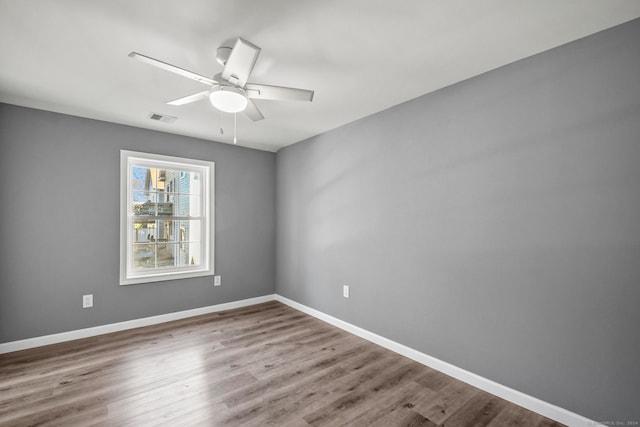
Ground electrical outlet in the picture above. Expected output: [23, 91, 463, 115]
[214, 276, 221, 287]
[343, 285, 350, 299]
[82, 294, 93, 308]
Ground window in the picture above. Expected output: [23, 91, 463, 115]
[120, 150, 214, 285]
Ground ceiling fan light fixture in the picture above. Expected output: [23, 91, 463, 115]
[209, 86, 248, 113]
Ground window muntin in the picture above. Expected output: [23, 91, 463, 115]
[120, 151, 214, 285]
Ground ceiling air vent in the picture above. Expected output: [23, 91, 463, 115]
[148, 112, 177, 123]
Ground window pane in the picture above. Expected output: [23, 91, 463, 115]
[178, 220, 201, 242]
[175, 194, 200, 217]
[132, 220, 155, 240]
[156, 194, 175, 216]
[154, 169, 166, 192]
[132, 242, 155, 270]
[179, 171, 201, 193]
[131, 166, 149, 191]
[156, 242, 177, 268]
[178, 220, 202, 266]
[157, 219, 178, 243]
[132, 191, 152, 203]
[132, 192, 156, 215]
[131, 220, 158, 270]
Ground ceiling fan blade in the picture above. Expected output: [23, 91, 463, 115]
[167, 90, 210, 106]
[244, 99, 264, 122]
[245, 83, 314, 102]
[220, 38, 261, 87]
[128, 52, 217, 86]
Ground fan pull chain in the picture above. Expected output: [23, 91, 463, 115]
[220, 110, 224, 135]
[233, 112, 237, 144]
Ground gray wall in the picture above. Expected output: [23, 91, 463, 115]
[276, 19, 640, 422]
[0, 104, 276, 343]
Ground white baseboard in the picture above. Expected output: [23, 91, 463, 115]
[0, 294, 276, 355]
[274, 295, 601, 427]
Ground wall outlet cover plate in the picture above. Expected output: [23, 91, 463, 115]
[83, 294, 93, 308]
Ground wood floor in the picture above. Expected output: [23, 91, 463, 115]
[0, 301, 564, 426]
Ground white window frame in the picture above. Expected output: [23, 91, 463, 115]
[120, 150, 214, 285]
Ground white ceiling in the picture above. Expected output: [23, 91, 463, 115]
[1, 1, 639, 152]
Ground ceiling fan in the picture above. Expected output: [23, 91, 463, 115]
[129, 37, 314, 122]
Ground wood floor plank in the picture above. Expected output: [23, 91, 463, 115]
[486, 398, 564, 427]
[369, 406, 439, 427]
[0, 301, 566, 426]
[416, 367, 459, 392]
[413, 379, 481, 424]
[342, 380, 432, 426]
[440, 392, 508, 426]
